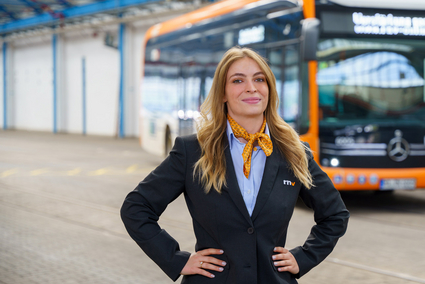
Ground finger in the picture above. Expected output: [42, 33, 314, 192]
[276, 265, 293, 272]
[272, 253, 290, 260]
[281, 252, 292, 260]
[274, 247, 288, 253]
[202, 256, 227, 267]
[273, 260, 291, 267]
[199, 248, 224, 256]
[196, 268, 216, 279]
[201, 262, 225, 272]
[272, 253, 291, 260]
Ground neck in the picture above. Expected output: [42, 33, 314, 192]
[232, 114, 264, 134]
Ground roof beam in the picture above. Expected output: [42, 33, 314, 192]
[1, 0, 162, 35]
[25, 0, 65, 19]
[19, 0, 44, 15]
[56, 0, 74, 8]
[0, 5, 18, 20]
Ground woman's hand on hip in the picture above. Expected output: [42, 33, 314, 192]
[272, 247, 300, 274]
[180, 248, 226, 278]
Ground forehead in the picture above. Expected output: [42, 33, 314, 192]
[227, 57, 262, 75]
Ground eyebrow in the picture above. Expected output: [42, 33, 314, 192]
[228, 71, 265, 79]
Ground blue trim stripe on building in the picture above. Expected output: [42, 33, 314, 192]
[119, 22, 125, 138]
[0, 0, 160, 34]
[82, 57, 86, 135]
[52, 34, 58, 133]
[2, 42, 6, 130]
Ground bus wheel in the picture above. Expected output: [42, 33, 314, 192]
[165, 127, 172, 156]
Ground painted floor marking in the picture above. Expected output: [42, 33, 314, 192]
[30, 168, 50, 176]
[126, 164, 138, 173]
[0, 168, 18, 178]
[0, 166, 155, 177]
[88, 168, 109, 176]
[67, 168, 82, 176]
[327, 257, 425, 283]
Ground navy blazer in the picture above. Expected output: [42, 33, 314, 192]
[121, 134, 349, 284]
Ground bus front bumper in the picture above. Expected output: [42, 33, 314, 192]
[321, 167, 425, 191]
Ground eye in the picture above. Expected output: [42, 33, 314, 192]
[232, 79, 242, 83]
[255, 77, 266, 82]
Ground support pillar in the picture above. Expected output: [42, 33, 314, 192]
[118, 22, 125, 138]
[2, 41, 7, 130]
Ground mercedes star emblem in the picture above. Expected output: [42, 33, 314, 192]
[387, 130, 410, 162]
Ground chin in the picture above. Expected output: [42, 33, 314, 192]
[243, 112, 265, 118]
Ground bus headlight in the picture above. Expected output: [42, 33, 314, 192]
[178, 110, 185, 119]
[330, 158, 340, 167]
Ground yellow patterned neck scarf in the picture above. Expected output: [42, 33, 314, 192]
[227, 114, 273, 179]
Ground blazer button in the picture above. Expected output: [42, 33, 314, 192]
[247, 227, 255, 234]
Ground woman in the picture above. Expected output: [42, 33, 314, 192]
[121, 47, 349, 284]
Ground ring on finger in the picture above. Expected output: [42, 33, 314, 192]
[200, 261, 203, 268]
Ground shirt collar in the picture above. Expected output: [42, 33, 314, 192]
[226, 119, 270, 150]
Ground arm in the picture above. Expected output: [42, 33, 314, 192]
[290, 146, 350, 278]
[120, 136, 190, 281]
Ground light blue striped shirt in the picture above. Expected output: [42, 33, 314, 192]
[226, 120, 269, 216]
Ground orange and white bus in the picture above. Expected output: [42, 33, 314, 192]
[139, 0, 425, 191]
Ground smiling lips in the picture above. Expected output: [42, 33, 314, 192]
[242, 97, 261, 104]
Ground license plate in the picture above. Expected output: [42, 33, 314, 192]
[379, 179, 416, 190]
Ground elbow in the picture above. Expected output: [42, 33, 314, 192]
[120, 192, 143, 229]
[335, 209, 350, 237]
[317, 208, 350, 239]
[120, 197, 133, 230]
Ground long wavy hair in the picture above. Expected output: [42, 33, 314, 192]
[194, 46, 313, 193]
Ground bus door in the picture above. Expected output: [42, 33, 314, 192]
[178, 61, 202, 136]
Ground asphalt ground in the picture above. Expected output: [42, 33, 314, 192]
[1, 130, 425, 284]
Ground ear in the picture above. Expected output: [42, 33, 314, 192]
[223, 94, 228, 103]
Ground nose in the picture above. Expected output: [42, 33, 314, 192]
[246, 81, 257, 93]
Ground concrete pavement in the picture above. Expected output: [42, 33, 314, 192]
[1, 130, 425, 284]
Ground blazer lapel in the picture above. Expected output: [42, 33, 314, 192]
[223, 141, 253, 226]
[251, 143, 284, 221]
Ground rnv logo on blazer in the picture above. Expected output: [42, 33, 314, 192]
[283, 180, 296, 186]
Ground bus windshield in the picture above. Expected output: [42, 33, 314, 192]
[317, 38, 425, 126]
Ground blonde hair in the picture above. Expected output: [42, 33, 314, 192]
[194, 46, 313, 193]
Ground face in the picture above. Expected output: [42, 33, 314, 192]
[223, 57, 269, 123]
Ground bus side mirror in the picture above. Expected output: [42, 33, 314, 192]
[301, 18, 320, 61]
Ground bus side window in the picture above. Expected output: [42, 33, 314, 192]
[284, 46, 301, 128]
[268, 45, 303, 131]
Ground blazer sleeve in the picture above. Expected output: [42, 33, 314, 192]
[290, 143, 350, 278]
[120, 136, 191, 281]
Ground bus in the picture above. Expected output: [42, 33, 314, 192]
[139, 0, 425, 191]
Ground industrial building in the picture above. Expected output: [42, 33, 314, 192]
[0, 0, 207, 137]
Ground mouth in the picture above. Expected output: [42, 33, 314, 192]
[242, 97, 261, 104]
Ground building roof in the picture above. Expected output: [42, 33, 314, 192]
[0, 0, 206, 37]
